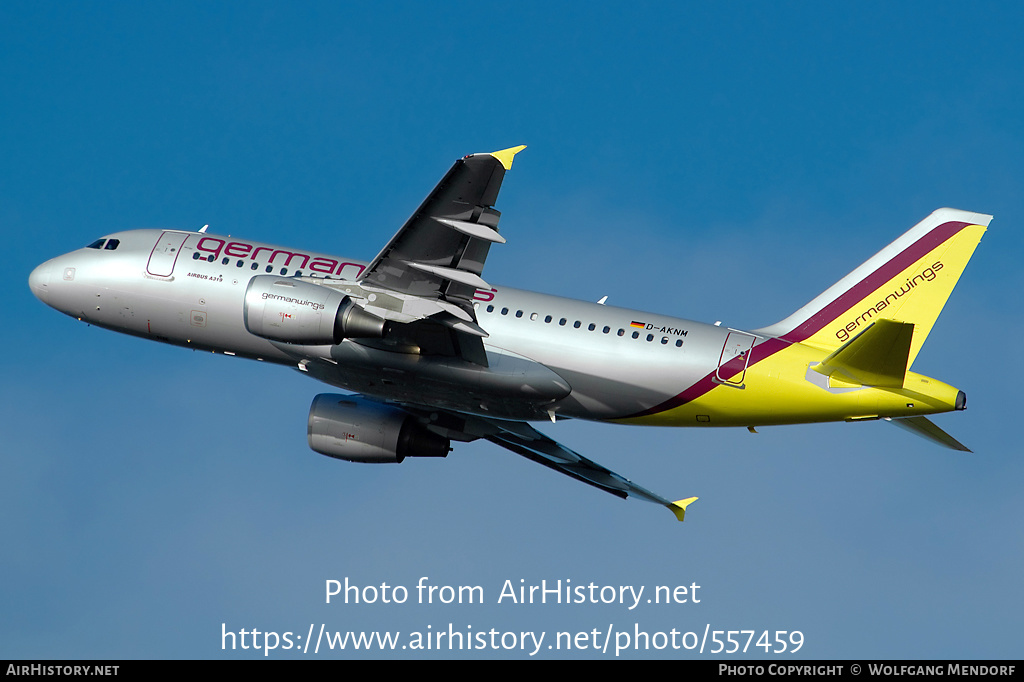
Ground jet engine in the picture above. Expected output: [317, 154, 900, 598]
[307, 394, 451, 463]
[243, 276, 385, 345]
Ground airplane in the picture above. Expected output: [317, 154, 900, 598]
[28, 146, 989, 522]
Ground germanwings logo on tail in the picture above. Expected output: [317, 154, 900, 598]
[757, 210, 989, 362]
[835, 260, 944, 342]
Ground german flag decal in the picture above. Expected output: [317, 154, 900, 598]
[630, 321, 645, 329]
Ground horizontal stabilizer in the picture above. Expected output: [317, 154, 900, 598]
[813, 319, 913, 387]
[886, 416, 971, 452]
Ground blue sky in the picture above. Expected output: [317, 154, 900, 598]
[3, 1, 1022, 659]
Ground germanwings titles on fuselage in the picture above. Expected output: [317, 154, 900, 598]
[28, 146, 990, 521]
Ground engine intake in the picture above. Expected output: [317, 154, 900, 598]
[243, 276, 385, 345]
[307, 394, 451, 463]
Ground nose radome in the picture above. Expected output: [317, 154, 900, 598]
[29, 261, 52, 303]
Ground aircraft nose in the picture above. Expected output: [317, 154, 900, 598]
[29, 261, 52, 303]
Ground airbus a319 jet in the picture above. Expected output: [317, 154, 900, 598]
[28, 146, 989, 521]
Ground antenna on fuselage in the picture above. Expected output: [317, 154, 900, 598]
[198, 224, 209, 233]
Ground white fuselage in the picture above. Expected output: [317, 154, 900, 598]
[29, 228, 741, 423]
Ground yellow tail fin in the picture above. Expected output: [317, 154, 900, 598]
[757, 208, 990, 367]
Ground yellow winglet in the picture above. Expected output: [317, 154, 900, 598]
[667, 496, 699, 522]
[489, 145, 527, 170]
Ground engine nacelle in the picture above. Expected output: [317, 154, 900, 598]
[307, 394, 451, 463]
[243, 276, 385, 345]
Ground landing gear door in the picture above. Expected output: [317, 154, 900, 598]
[147, 231, 190, 277]
[716, 331, 756, 387]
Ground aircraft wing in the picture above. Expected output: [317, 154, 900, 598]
[476, 419, 697, 522]
[350, 146, 525, 365]
[390, 402, 695, 521]
[359, 146, 524, 315]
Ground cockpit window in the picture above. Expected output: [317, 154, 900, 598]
[85, 238, 119, 250]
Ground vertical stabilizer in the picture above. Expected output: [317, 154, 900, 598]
[756, 208, 989, 367]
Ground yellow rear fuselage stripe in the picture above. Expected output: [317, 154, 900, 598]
[615, 219, 983, 427]
[615, 338, 961, 427]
